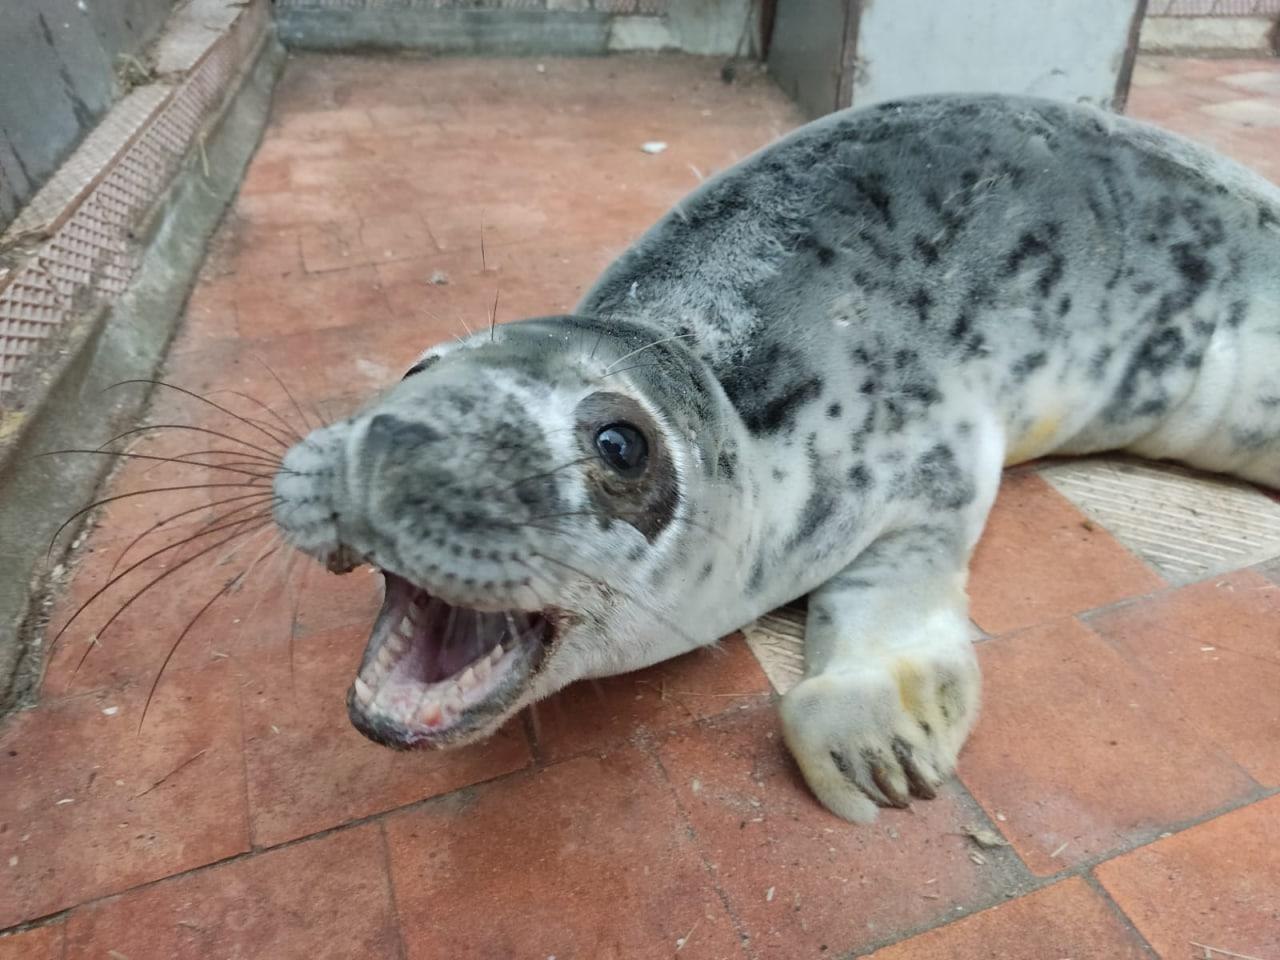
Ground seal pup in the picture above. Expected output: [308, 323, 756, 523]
[273, 93, 1280, 822]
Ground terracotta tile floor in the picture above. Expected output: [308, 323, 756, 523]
[3, 52, 1279, 958]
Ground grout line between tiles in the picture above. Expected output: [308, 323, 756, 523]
[15, 660, 1276, 929]
[1, 698, 777, 939]
[1001, 783, 1280, 888]
[844, 777, 1278, 959]
[977, 557, 1270, 644]
[1080, 871, 1162, 959]
[0, 912, 72, 953]
[377, 820, 410, 960]
[0, 758, 534, 939]
[237, 655, 258, 852]
[640, 731, 758, 960]
[834, 793, 1045, 959]
[521, 706, 545, 766]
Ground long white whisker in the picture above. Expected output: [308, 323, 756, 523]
[601, 333, 697, 375]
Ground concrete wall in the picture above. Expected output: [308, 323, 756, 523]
[853, 0, 1143, 111]
[0, 0, 175, 231]
[1140, 15, 1278, 53]
[766, 0, 851, 120]
[769, 0, 1144, 120]
[274, 0, 755, 57]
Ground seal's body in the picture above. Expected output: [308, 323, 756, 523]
[274, 94, 1280, 821]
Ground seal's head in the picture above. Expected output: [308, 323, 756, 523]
[273, 316, 732, 748]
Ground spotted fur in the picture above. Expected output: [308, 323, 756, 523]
[275, 94, 1280, 821]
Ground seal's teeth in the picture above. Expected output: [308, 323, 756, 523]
[376, 645, 396, 669]
[384, 633, 408, 656]
[489, 643, 504, 664]
[420, 701, 442, 727]
[475, 657, 491, 682]
[444, 689, 464, 714]
[353, 678, 374, 705]
[400, 615, 413, 634]
[458, 667, 477, 692]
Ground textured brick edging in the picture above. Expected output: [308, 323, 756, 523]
[0, 0, 270, 400]
[0, 1, 283, 714]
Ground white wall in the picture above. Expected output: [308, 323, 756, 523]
[852, 0, 1141, 110]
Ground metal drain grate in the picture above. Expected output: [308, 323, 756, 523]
[1042, 459, 1280, 584]
[2, 86, 172, 246]
[742, 604, 806, 695]
[0, 0, 267, 401]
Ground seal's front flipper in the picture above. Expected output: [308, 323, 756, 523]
[779, 527, 982, 823]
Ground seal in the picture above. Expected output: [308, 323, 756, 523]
[272, 93, 1280, 822]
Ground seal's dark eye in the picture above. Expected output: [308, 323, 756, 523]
[595, 422, 648, 476]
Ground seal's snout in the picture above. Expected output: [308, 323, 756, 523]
[350, 382, 568, 562]
[268, 324, 698, 757]
[270, 392, 569, 749]
[272, 420, 348, 560]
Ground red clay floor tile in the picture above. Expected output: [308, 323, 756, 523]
[299, 219, 367, 274]
[345, 173, 444, 220]
[42, 533, 383, 699]
[236, 153, 293, 196]
[1088, 570, 1280, 786]
[0, 664, 249, 929]
[373, 249, 501, 330]
[249, 134, 354, 166]
[366, 102, 459, 130]
[233, 264, 393, 340]
[1128, 59, 1280, 182]
[384, 748, 747, 960]
[656, 707, 1025, 958]
[969, 471, 1164, 635]
[960, 617, 1257, 876]
[179, 270, 239, 343]
[533, 634, 772, 762]
[233, 186, 356, 229]
[863, 877, 1149, 959]
[375, 235, 615, 332]
[358, 210, 438, 264]
[161, 313, 427, 408]
[40, 545, 280, 700]
[63, 823, 400, 960]
[0, 923, 64, 960]
[39, 409, 338, 699]
[284, 155, 394, 193]
[80, 409, 285, 529]
[1095, 794, 1280, 960]
[422, 200, 549, 254]
[241, 622, 533, 847]
[201, 218, 304, 282]
[269, 106, 375, 139]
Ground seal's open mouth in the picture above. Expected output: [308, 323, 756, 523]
[347, 572, 556, 746]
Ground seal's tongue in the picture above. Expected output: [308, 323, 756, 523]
[372, 573, 534, 684]
[405, 596, 517, 682]
[349, 572, 552, 738]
